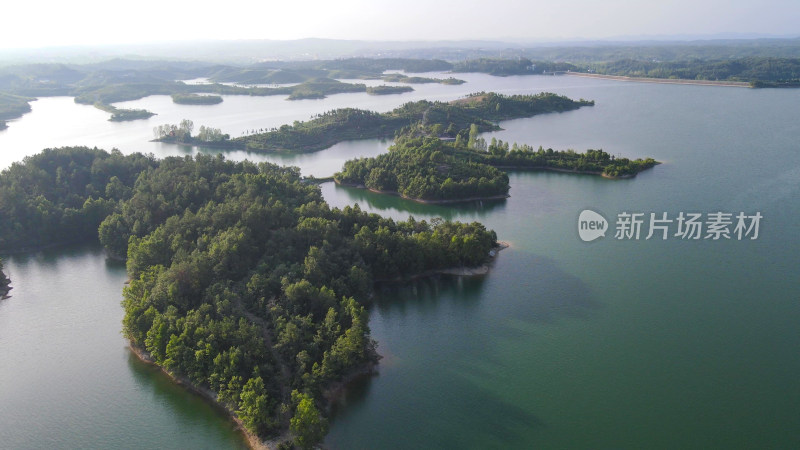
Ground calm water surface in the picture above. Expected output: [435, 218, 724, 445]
[1, 74, 798, 449]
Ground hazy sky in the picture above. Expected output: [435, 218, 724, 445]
[4, 0, 799, 49]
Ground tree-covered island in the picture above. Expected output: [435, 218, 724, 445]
[334, 127, 658, 203]
[380, 74, 466, 84]
[92, 102, 156, 121]
[0, 147, 501, 447]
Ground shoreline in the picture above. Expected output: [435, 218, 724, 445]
[321, 355, 382, 409]
[334, 180, 510, 204]
[1, 237, 97, 255]
[374, 240, 509, 282]
[128, 344, 278, 450]
[491, 165, 633, 178]
[565, 72, 751, 88]
[128, 330, 385, 449]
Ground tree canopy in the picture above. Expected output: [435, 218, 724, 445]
[0, 147, 499, 447]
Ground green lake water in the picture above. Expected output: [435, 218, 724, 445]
[1, 74, 798, 448]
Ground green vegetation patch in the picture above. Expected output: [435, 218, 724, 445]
[0, 92, 34, 123]
[335, 135, 510, 201]
[0, 147, 499, 447]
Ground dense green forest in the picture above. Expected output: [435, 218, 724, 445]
[0, 147, 158, 251]
[587, 57, 800, 86]
[335, 128, 657, 201]
[171, 93, 223, 105]
[448, 56, 800, 85]
[452, 58, 579, 75]
[0, 147, 499, 447]
[474, 139, 659, 177]
[156, 92, 593, 153]
[336, 135, 510, 201]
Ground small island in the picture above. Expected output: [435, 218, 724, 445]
[285, 78, 367, 100]
[171, 93, 223, 105]
[335, 126, 658, 203]
[93, 102, 156, 121]
[381, 74, 466, 85]
[335, 132, 510, 203]
[366, 85, 414, 95]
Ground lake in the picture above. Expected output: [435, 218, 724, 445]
[1, 73, 799, 449]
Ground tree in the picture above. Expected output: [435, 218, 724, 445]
[290, 390, 328, 450]
[238, 376, 274, 435]
[468, 123, 479, 148]
[179, 119, 194, 138]
[0, 258, 11, 295]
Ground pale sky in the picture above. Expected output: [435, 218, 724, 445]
[4, 0, 799, 49]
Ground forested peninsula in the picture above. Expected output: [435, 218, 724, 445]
[154, 92, 595, 153]
[0, 92, 34, 129]
[0, 147, 501, 448]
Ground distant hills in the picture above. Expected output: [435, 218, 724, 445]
[2, 36, 800, 65]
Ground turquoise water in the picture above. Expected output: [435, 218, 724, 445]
[0, 245, 248, 449]
[321, 83, 800, 448]
[1, 75, 798, 448]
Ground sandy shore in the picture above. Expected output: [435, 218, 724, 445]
[565, 72, 750, 87]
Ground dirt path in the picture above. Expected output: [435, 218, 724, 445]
[231, 297, 292, 406]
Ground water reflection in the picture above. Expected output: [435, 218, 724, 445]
[323, 182, 507, 222]
[373, 274, 488, 312]
[326, 250, 599, 449]
[494, 253, 601, 326]
[126, 351, 249, 449]
[3, 241, 107, 268]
